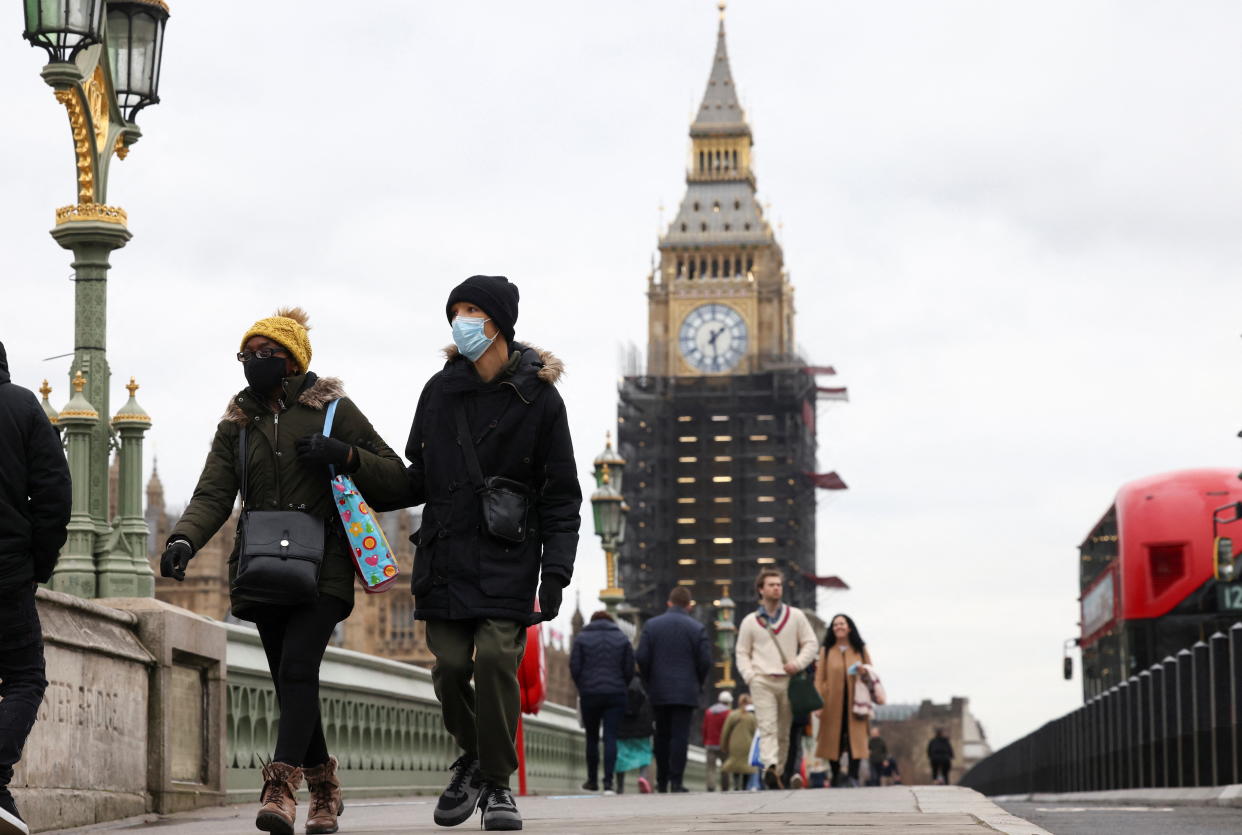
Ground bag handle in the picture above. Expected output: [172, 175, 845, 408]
[322, 399, 341, 477]
[453, 399, 486, 493]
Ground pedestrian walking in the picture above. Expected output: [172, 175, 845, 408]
[701, 691, 733, 791]
[614, 677, 654, 795]
[635, 585, 712, 793]
[928, 728, 954, 785]
[570, 611, 635, 794]
[734, 568, 817, 790]
[814, 613, 873, 787]
[719, 694, 758, 791]
[395, 276, 582, 831]
[867, 726, 888, 787]
[0, 342, 72, 835]
[161, 308, 407, 834]
[781, 712, 810, 789]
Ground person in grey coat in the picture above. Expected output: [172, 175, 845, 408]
[570, 611, 635, 793]
[635, 586, 712, 793]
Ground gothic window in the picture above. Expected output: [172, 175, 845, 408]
[700, 222, 707, 232]
[711, 258, 719, 278]
[681, 222, 688, 232]
[689, 260, 696, 279]
[744, 222, 751, 231]
[693, 201, 700, 212]
[723, 223, 731, 232]
[713, 201, 721, 212]
[746, 255, 755, 272]
[698, 151, 705, 173]
[734, 200, 741, 211]
[732, 150, 739, 170]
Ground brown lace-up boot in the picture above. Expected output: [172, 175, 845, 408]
[256, 760, 303, 835]
[303, 756, 344, 834]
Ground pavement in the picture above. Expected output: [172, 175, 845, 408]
[997, 800, 1242, 835]
[58, 786, 1051, 834]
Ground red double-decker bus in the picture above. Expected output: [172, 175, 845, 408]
[1077, 468, 1242, 700]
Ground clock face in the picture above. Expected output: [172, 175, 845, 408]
[679, 303, 748, 373]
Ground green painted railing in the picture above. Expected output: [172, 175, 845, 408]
[224, 624, 704, 799]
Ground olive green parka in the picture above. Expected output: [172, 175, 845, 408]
[170, 372, 408, 619]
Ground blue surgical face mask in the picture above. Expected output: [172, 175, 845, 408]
[452, 316, 495, 361]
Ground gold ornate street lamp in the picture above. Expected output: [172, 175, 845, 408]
[591, 433, 628, 614]
[22, 0, 170, 599]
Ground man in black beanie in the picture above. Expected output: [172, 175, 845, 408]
[387, 276, 581, 830]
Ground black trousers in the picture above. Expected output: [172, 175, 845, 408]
[0, 585, 46, 790]
[254, 595, 350, 768]
[652, 704, 693, 789]
[931, 759, 951, 783]
[782, 715, 806, 785]
[581, 692, 627, 786]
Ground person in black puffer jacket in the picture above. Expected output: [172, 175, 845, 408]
[0, 341, 72, 835]
[570, 611, 635, 793]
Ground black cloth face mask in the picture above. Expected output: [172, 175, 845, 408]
[244, 355, 288, 395]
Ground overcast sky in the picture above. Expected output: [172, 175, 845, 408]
[3, 1, 1241, 750]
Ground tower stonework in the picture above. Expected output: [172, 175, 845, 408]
[617, 9, 839, 655]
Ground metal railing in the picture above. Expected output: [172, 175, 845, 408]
[961, 622, 1242, 795]
[225, 624, 705, 798]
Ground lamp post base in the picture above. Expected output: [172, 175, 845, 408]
[599, 587, 626, 614]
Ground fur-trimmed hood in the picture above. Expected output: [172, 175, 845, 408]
[441, 343, 564, 385]
[222, 374, 345, 426]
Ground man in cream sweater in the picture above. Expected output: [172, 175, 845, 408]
[734, 568, 818, 789]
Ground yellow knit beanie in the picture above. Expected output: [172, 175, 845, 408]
[240, 306, 312, 373]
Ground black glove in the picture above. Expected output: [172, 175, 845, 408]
[160, 539, 194, 581]
[295, 433, 358, 473]
[537, 575, 567, 621]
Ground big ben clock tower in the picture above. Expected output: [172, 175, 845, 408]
[616, 4, 847, 655]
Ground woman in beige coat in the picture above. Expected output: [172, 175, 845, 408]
[719, 694, 758, 791]
[814, 613, 872, 787]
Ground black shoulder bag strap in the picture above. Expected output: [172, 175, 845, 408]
[239, 425, 249, 511]
[454, 399, 486, 494]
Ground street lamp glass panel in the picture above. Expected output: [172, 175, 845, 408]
[23, 0, 105, 62]
[591, 495, 622, 541]
[106, 1, 168, 123]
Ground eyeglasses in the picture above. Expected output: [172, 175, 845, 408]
[236, 347, 287, 363]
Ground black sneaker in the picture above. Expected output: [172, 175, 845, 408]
[763, 765, 783, 790]
[581, 779, 598, 792]
[0, 789, 28, 835]
[478, 785, 522, 831]
[434, 754, 483, 827]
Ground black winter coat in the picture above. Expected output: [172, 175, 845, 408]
[619, 677, 654, 740]
[570, 619, 635, 696]
[928, 737, 954, 763]
[635, 606, 713, 707]
[399, 344, 581, 624]
[0, 343, 72, 589]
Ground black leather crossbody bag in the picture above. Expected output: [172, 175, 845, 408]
[231, 423, 325, 606]
[454, 400, 531, 544]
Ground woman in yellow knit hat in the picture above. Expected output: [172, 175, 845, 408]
[160, 307, 409, 835]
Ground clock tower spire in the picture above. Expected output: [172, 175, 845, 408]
[646, 5, 794, 376]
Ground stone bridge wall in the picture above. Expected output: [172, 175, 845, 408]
[11, 594, 704, 832]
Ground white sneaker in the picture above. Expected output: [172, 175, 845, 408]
[603, 789, 616, 796]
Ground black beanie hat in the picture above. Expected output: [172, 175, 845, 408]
[446, 275, 520, 343]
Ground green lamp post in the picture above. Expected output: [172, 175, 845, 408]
[23, 0, 169, 598]
[714, 584, 738, 688]
[591, 433, 628, 614]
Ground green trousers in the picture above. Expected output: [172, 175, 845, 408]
[426, 618, 527, 787]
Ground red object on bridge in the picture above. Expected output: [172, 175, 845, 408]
[514, 613, 547, 796]
[1078, 468, 1242, 698]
